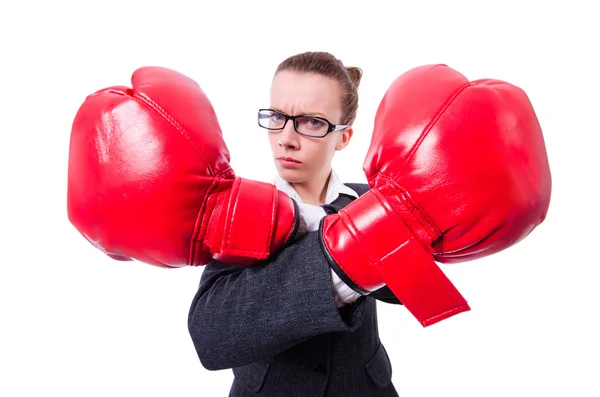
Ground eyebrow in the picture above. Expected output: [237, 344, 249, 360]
[271, 108, 329, 119]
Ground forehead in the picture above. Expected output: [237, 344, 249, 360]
[270, 71, 342, 115]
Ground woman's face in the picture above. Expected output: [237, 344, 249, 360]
[268, 71, 352, 184]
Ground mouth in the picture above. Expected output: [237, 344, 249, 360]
[277, 156, 301, 164]
[276, 156, 302, 168]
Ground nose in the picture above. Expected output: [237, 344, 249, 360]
[278, 120, 299, 149]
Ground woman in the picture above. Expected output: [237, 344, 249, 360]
[188, 51, 401, 397]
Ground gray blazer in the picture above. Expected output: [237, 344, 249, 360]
[188, 183, 402, 396]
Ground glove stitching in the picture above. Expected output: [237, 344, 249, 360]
[398, 189, 440, 245]
[223, 177, 242, 252]
[133, 92, 231, 178]
[133, 92, 246, 262]
[268, 186, 279, 248]
[396, 82, 470, 177]
[190, 176, 219, 265]
[377, 174, 440, 246]
[369, 80, 477, 257]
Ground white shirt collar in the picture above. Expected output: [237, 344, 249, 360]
[272, 169, 359, 205]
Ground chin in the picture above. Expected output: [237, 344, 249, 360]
[277, 167, 304, 183]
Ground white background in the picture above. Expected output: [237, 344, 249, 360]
[1, 1, 598, 396]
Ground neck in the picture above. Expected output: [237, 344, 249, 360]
[291, 169, 332, 206]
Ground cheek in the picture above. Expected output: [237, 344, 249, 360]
[306, 141, 336, 166]
[322, 137, 339, 159]
[268, 133, 278, 152]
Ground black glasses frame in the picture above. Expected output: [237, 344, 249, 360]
[257, 108, 349, 138]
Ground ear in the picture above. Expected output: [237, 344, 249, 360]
[335, 128, 353, 150]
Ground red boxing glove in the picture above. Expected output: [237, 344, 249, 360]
[321, 64, 552, 326]
[67, 66, 302, 268]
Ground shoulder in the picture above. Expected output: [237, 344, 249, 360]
[343, 183, 369, 197]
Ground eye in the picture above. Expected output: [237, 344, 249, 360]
[259, 110, 287, 129]
[300, 117, 327, 130]
[270, 113, 284, 122]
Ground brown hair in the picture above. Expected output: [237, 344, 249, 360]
[274, 51, 362, 125]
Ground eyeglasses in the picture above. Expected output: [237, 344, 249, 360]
[257, 109, 349, 138]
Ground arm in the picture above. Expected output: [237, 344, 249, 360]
[187, 230, 369, 371]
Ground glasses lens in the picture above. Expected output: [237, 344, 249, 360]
[258, 110, 286, 129]
[295, 116, 329, 137]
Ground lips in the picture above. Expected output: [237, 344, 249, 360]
[277, 156, 301, 163]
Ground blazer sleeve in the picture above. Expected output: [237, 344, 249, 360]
[188, 230, 370, 371]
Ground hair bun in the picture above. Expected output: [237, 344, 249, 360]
[346, 66, 363, 89]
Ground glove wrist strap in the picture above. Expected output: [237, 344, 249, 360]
[321, 189, 470, 327]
